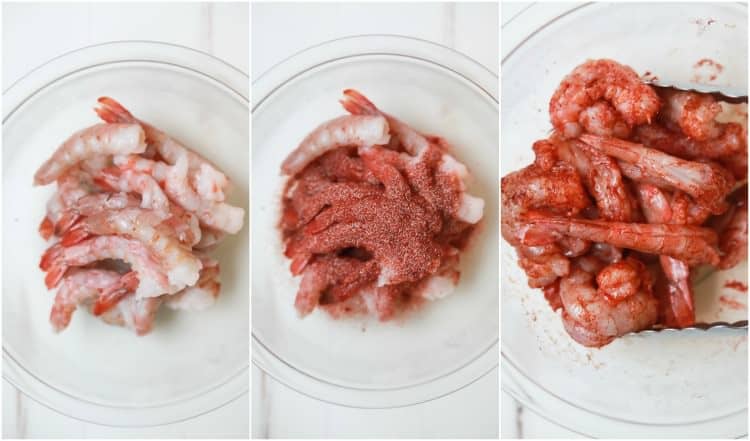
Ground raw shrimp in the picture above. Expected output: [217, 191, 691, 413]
[568, 139, 635, 221]
[559, 259, 658, 347]
[60, 207, 202, 292]
[94, 166, 171, 217]
[501, 160, 590, 245]
[98, 294, 162, 336]
[658, 89, 723, 140]
[40, 235, 172, 299]
[633, 123, 745, 159]
[164, 258, 221, 311]
[578, 101, 631, 138]
[294, 255, 379, 317]
[114, 154, 243, 234]
[164, 156, 245, 234]
[49, 269, 137, 332]
[340, 89, 484, 224]
[34, 123, 145, 185]
[95, 97, 230, 202]
[635, 183, 695, 327]
[281, 115, 390, 176]
[549, 59, 660, 138]
[579, 134, 734, 212]
[520, 213, 720, 267]
[711, 186, 749, 270]
[54, 192, 140, 237]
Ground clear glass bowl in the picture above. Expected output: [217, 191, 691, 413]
[252, 35, 498, 408]
[3, 41, 249, 427]
[501, 3, 748, 437]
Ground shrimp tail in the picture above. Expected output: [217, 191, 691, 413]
[39, 217, 54, 240]
[60, 226, 91, 246]
[95, 97, 137, 124]
[54, 211, 81, 236]
[340, 89, 379, 115]
[45, 264, 68, 289]
[92, 272, 139, 315]
[40, 243, 64, 271]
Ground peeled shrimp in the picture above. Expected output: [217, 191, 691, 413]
[549, 59, 660, 138]
[97, 293, 162, 336]
[579, 134, 734, 212]
[95, 97, 230, 202]
[34, 123, 145, 185]
[560, 260, 658, 347]
[94, 167, 171, 217]
[60, 208, 202, 292]
[340, 89, 484, 224]
[520, 213, 720, 267]
[281, 114, 390, 176]
[49, 269, 137, 332]
[635, 183, 695, 327]
[633, 123, 745, 159]
[658, 89, 722, 141]
[113, 154, 243, 234]
[40, 235, 172, 299]
[164, 258, 221, 311]
[165, 156, 245, 234]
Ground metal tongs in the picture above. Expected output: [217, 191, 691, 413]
[648, 80, 748, 104]
[632, 80, 748, 335]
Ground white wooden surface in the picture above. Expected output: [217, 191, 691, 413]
[2, 3, 249, 438]
[251, 3, 498, 439]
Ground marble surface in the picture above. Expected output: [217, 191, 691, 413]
[251, 2, 498, 439]
[2, 2, 249, 438]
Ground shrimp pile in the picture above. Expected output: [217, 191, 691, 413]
[35, 98, 244, 335]
[280, 90, 484, 321]
[502, 59, 748, 347]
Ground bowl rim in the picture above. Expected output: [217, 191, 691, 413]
[2, 39, 249, 428]
[251, 33, 499, 408]
[500, 2, 749, 434]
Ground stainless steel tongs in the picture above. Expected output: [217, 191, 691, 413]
[633, 81, 748, 334]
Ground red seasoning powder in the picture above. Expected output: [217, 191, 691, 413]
[724, 280, 748, 293]
[281, 133, 477, 321]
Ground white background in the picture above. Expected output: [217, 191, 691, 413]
[2, 2, 249, 438]
[251, 2, 498, 439]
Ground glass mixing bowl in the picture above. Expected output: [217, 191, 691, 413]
[252, 35, 498, 408]
[3, 41, 249, 427]
[501, 3, 748, 437]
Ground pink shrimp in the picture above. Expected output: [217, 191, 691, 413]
[49, 269, 137, 332]
[95, 97, 230, 202]
[560, 258, 658, 347]
[657, 88, 723, 140]
[633, 122, 745, 159]
[281, 114, 390, 176]
[163, 258, 221, 311]
[94, 166, 171, 217]
[54, 192, 141, 237]
[635, 183, 695, 327]
[340, 89, 484, 224]
[34, 123, 145, 185]
[549, 59, 661, 138]
[579, 134, 734, 212]
[164, 156, 245, 234]
[60, 208, 202, 291]
[40, 236, 171, 299]
[97, 294, 163, 336]
[520, 213, 720, 267]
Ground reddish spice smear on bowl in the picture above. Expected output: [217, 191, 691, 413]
[691, 58, 724, 82]
[724, 280, 748, 293]
[719, 295, 747, 310]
